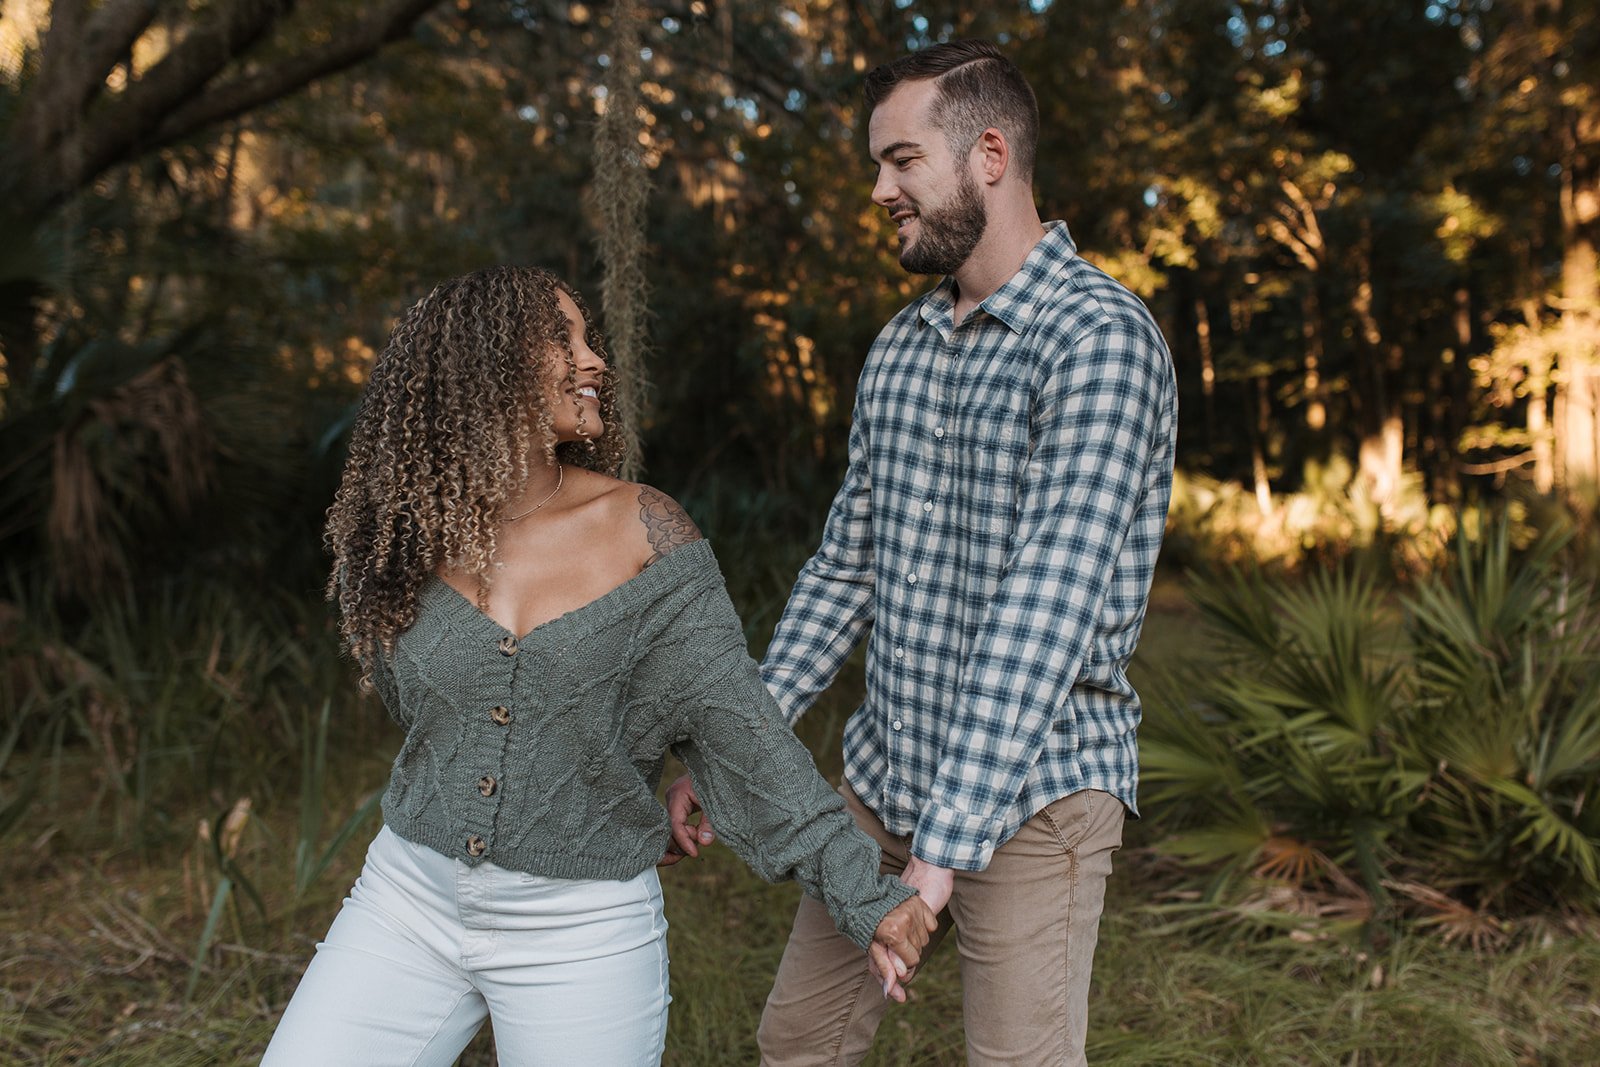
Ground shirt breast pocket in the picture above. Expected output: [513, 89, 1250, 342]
[959, 440, 1027, 549]
[957, 387, 1030, 543]
[940, 449, 1019, 610]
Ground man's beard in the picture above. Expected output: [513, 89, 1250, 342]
[898, 169, 987, 276]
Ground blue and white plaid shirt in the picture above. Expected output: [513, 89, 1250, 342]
[760, 222, 1177, 872]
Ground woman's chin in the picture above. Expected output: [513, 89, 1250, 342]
[555, 426, 603, 447]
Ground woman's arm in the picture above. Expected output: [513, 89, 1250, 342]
[665, 577, 922, 953]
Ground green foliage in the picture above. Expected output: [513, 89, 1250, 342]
[5, 0, 1596, 587]
[1402, 524, 1600, 907]
[1142, 519, 1600, 923]
[1161, 459, 1459, 577]
[292, 699, 383, 897]
[0, 569, 382, 850]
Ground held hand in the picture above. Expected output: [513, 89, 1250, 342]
[900, 855, 954, 917]
[868, 895, 938, 1002]
[867, 944, 912, 1003]
[663, 774, 716, 861]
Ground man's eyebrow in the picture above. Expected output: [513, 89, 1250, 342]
[874, 140, 921, 161]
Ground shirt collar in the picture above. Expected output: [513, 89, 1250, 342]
[916, 277, 959, 334]
[981, 220, 1077, 334]
[916, 220, 1078, 336]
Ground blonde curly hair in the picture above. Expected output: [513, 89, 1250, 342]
[325, 266, 627, 671]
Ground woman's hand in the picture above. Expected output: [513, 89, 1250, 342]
[661, 774, 715, 865]
[868, 895, 938, 1002]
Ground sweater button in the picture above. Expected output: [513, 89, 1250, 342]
[466, 834, 486, 857]
[477, 775, 498, 797]
[489, 706, 513, 726]
[497, 636, 519, 656]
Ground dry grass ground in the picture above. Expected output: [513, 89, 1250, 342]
[3, 580, 1597, 1065]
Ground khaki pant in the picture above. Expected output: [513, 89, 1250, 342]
[757, 786, 1124, 1067]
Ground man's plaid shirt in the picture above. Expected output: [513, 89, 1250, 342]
[759, 223, 1178, 871]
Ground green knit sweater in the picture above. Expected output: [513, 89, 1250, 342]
[369, 539, 913, 950]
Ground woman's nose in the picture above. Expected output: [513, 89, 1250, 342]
[576, 342, 606, 374]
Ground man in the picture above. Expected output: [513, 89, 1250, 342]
[668, 39, 1177, 1065]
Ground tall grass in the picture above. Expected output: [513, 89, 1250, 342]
[2, 570, 386, 847]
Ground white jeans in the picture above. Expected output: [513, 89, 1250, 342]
[262, 825, 670, 1066]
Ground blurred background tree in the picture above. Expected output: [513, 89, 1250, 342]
[1, 0, 1596, 794]
[4, 0, 1596, 598]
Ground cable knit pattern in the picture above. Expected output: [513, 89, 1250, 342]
[369, 539, 913, 950]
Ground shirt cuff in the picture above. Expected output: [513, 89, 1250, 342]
[911, 804, 999, 872]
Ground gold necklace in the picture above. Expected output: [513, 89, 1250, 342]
[501, 464, 564, 523]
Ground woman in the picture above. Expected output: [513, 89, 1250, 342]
[262, 266, 934, 1066]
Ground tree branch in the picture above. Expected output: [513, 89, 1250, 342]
[1266, 217, 1320, 272]
[15, 0, 446, 217]
[20, 0, 298, 211]
[149, 0, 441, 147]
[1459, 452, 1535, 475]
[12, 0, 159, 158]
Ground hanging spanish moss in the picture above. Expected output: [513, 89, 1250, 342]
[592, 0, 652, 480]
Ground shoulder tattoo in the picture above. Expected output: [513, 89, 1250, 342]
[638, 486, 703, 566]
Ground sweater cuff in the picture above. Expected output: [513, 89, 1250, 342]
[833, 876, 918, 952]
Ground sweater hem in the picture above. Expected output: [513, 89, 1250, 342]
[382, 816, 662, 883]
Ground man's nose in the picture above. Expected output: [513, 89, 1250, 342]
[871, 167, 898, 207]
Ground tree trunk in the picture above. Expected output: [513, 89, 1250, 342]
[1251, 375, 1273, 516]
[1559, 364, 1600, 488]
[1529, 379, 1555, 494]
[1301, 284, 1326, 431]
[1429, 284, 1475, 503]
[1555, 71, 1599, 489]
[1194, 295, 1216, 445]
[1351, 240, 1404, 517]
[0, 0, 447, 392]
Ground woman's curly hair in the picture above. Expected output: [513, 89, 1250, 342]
[324, 266, 627, 673]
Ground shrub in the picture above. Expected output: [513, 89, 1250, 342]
[1140, 519, 1600, 930]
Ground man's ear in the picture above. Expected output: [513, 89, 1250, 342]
[973, 127, 1010, 186]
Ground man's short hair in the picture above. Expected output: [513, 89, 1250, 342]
[864, 40, 1040, 183]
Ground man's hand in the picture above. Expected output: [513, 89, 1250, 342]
[900, 855, 955, 916]
[867, 895, 938, 1002]
[661, 774, 716, 865]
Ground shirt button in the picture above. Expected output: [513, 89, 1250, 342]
[490, 706, 513, 726]
[906, 572, 917, 585]
[477, 775, 498, 797]
[933, 426, 945, 439]
[466, 834, 487, 857]
[497, 636, 519, 657]
[893, 647, 905, 660]
[980, 838, 992, 849]
[892, 719, 903, 731]
[923, 500, 934, 512]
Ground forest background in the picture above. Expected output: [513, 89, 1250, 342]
[2, 0, 1599, 1063]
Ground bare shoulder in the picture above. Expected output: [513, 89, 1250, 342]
[632, 484, 704, 567]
